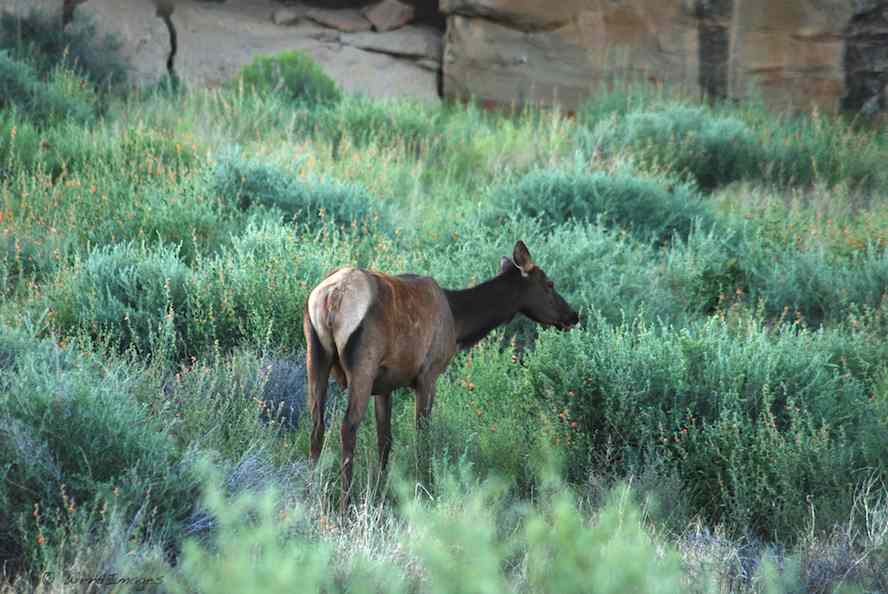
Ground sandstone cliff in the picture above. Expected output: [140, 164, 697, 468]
[441, 0, 888, 114]
[3, 0, 885, 114]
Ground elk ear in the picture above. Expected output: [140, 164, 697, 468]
[500, 256, 514, 274]
[512, 240, 536, 277]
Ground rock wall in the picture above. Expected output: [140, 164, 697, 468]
[4, 0, 884, 113]
[441, 0, 888, 114]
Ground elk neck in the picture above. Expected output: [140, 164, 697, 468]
[444, 271, 522, 350]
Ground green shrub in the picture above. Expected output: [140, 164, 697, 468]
[45, 221, 371, 361]
[588, 105, 761, 190]
[575, 82, 669, 125]
[0, 328, 193, 573]
[209, 147, 392, 233]
[184, 219, 347, 357]
[647, 219, 871, 328]
[660, 224, 888, 328]
[169, 463, 686, 594]
[231, 50, 341, 106]
[524, 485, 683, 594]
[482, 169, 712, 242]
[755, 246, 888, 327]
[161, 352, 321, 459]
[524, 314, 886, 538]
[168, 461, 341, 594]
[0, 114, 99, 179]
[0, 52, 95, 125]
[656, 225, 753, 317]
[0, 8, 128, 92]
[585, 101, 887, 192]
[46, 242, 190, 356]
[0, 326, 69, 375]
[756, 111, 885, 190]
[416, 341, 543, 489]
[123, 184, 233, 264]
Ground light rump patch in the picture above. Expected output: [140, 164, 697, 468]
[307, 268, 373, 355]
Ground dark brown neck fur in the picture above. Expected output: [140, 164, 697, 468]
[444, 270, 522, 350]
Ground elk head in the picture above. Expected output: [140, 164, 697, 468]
[501, 241, 580, 331]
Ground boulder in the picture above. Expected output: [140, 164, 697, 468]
[271, 6, 304, 26]
[76, 0, 171, 86]
[442, 2, 699, 112]
[304, 7, 372, 32]
[363, 0, 415, 32]
[341, 24, 441, 60]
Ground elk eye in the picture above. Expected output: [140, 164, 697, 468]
[546, 280, 554, 289]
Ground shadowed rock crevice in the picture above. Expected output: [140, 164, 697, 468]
[695, 0, 732, 101]
[154, 1, 177, 78]
[842, 3, 888, 114]
[62, 0, 87, 27]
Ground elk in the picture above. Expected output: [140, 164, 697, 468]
[303, 241, 579, 511]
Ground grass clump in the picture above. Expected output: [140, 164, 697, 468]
[753, 109, 885, 191]
[755, 245, 888, 327]
[231, 50, 342, 106]
[167, 462, 688, 594]
[169, 473, 335, 594]
[0, 230, 70, 296]
[481, 169, 712, 243]
[300, 95, 442, 156]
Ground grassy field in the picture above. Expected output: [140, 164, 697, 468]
[2, 13, 888, 593]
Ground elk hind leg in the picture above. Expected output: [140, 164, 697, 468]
[305, 317, 333, 466]
[340, 373, 372, 513]
[338, 322, 377, 513]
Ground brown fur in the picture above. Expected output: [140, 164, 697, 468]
[304, 241, 579, 511]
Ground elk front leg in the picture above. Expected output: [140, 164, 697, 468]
[374, 392, 393, 476]
[414, 378, 437, 432]
[414, 378, 437, 488]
